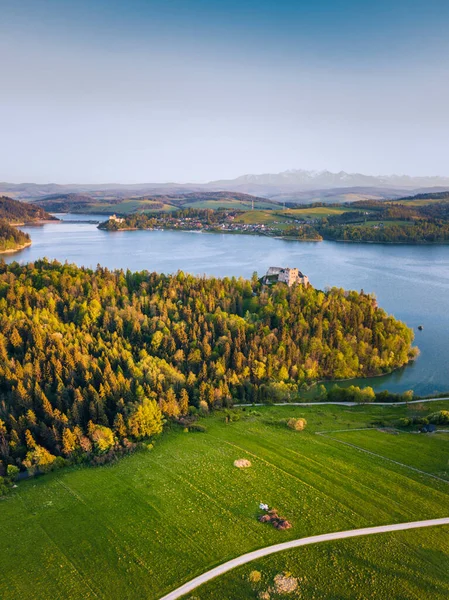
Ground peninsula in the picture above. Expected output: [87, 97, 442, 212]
[0, 196, 56, 253]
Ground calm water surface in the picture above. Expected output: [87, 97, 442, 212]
[7, 214, 449, 396]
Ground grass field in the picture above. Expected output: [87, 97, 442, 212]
[191, 526, 449, 599]
[76, 198, 280, 215]
[390, 199, 449, 207]
[188, 199, 278, 210]
[235, 207, 364, 227]
[356, 219, 415, 228]
[1, 403, 449, 600]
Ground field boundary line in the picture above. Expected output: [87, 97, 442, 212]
[274, 437, 408, 514]
[316, 432, 449, 484]
[158, 518, 449, 600]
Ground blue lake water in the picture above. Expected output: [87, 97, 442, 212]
[6, 214, 449, 396]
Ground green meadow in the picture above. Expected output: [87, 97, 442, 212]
[1, 402, 449, 600]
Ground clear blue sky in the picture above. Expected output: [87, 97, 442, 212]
[1, 0, 449, 182]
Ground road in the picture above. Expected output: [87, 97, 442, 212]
[234, 397, 449, 407]
[158, 518, 449, 600]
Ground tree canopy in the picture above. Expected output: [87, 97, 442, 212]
[0, 260, 415, 475]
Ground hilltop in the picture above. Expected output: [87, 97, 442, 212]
[3, 170, 449, 206]
[32, 190, 279, 215]
[0, 195, 55, 224]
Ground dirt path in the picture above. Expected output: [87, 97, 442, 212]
[158, 518, 449, 600]
[235, 397, 449, 407]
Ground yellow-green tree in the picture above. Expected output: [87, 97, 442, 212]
[62, 428, 77, 456]
[88, 422, 115, 453]
[23, 445, 56, 473]
[128, 399, 163, 440]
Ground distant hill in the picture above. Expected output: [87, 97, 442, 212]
[268, 186, 411, 205]
[3, 170, 449, 203]
[207, 170, 449, 196]
[0, 196, 56, 223]
[32, 193, 99, 213]
[32, 191, 279, 214]
[396, 190, 449, 202]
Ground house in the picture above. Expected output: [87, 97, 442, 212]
[263, 267, 309, 287]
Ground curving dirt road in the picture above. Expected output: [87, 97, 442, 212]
[159, 518, 449, 600]
[234, 397, 449, 407]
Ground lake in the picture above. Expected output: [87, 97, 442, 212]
[6, 214, 449, 396]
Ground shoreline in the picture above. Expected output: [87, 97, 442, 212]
[96, 222, 449, 246]
[0, 241, 32, 254]
[326, 237, 449, 245]
[11, 219, 59, 227]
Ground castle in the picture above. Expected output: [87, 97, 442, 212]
[108, 214, 125, 224]
[263, 267, 309, 287]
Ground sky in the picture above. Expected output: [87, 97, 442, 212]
[1, 0, 449, 183]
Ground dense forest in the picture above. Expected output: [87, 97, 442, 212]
[0, 260, 415, 477]
[0, 196, 55, 223]
[319, 221, 449, 243]
[0, 196, 55, 255]
[0, 221, 31, 253]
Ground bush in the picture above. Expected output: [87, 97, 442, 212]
[189, 424, 207, 433]
[0, 476, 9, 497]
[224, 409, 241, 423]
[6, 465, 20, 480]
[287, 418, 307, 431]
[328, 385, 375, 403]
[428, 410, 449, 425]
[248, 570, 262, 584]
[396, 417, 411, 427]
[199, 401, 209, 415]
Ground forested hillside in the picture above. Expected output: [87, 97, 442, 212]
[0, 261, 415, 475]
[320, 221, 449, 243]
[0, 221, 31, 252]
[0, 195, 55, 223]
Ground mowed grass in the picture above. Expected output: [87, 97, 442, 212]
[327, 428, 449, 480]
[186, 199, 278, 210]
[192, 527, 449, 599]
[1, 403, 449, 600]
[236, 207, 364, 226]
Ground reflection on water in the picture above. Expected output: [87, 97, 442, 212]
[7, 214, 449, 396]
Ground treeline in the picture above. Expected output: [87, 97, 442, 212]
[0, 196, 54, 223]
[282, 225, 323, 241]
[0, 221, 30, 252]
[99, 208, 236, 231]
[323, 384, 414, 403]
[319, 221, 449, 243]
[0, 260, 415, 476]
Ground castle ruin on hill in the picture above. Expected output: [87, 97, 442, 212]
[263, 267, 309, 287]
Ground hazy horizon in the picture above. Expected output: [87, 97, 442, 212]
[4, 167, 449, 187]
[1, 0, 449, 183]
